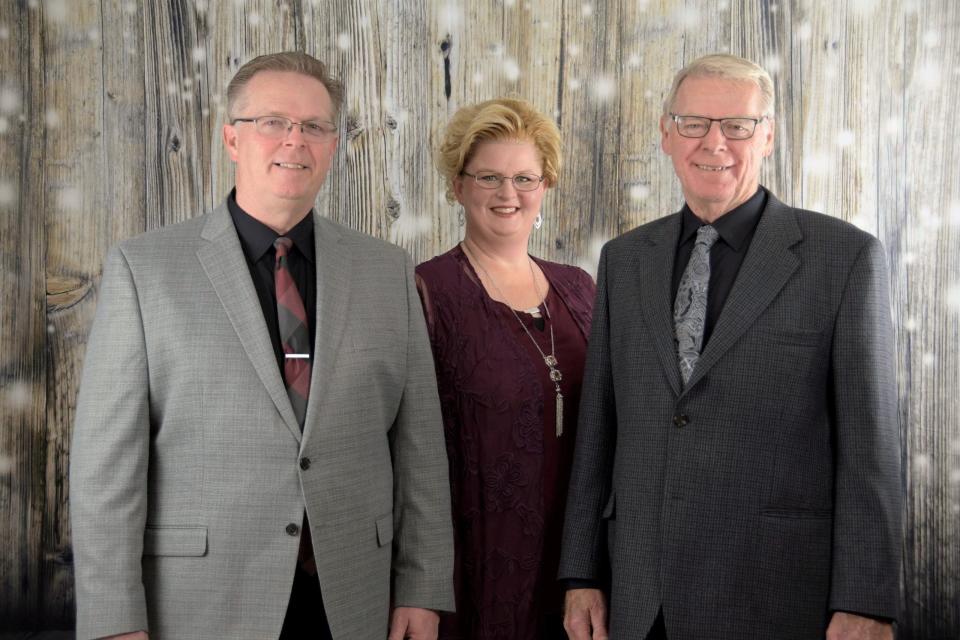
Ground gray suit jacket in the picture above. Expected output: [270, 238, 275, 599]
[70, 201, 454, 639]
[559, 190, 902, 639]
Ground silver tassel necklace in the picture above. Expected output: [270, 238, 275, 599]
[461, 242, 564, 437]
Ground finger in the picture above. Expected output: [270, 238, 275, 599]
[564, 612, 592, 640]
[590, 604, 609, 640]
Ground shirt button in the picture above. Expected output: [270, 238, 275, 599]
[299, 457, 311, 470]
[286, 523, 300, 536]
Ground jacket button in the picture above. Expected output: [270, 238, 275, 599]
[286, 523, 299, 536]
[299, 457, 311, 470]
[673, 414, 689, 428]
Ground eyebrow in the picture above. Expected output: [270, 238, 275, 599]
[258, 110, 334, 122]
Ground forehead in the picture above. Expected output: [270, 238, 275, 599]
[467, 139, 541, 167]
[673, 75, 764, 117]
[237, 71, 333, 118]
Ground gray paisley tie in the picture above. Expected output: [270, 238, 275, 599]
[674, 224, 719, 386]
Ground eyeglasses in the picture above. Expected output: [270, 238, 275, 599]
[461, 171, 544, 192]
[670, 114, 768, 140]
[231, 115, 338, 141]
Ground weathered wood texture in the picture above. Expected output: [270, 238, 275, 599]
[0, 0, 957, 636]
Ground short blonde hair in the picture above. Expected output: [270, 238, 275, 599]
[227, 52, 344, 120]
[663, 54, 775, 118]
[436, 97, 562, 203]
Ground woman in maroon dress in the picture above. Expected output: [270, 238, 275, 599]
[416, 98, 595, 639]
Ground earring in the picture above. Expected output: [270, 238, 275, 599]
[458, 208, 465, 226]
[534, 213, 543, 230]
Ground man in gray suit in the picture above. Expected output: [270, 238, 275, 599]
[70, 52, 454, 639]
[560, 54, 901, 640]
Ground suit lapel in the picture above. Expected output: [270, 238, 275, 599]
[197, 202, 302, 442]
[301, 216, 352, 443]
[637, 214, 684, 398]
[683, 194, 802, 393]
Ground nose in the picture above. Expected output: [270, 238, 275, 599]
[699, 120, 727, 151]
[282, 123, 307, 145]
[494, 177, 519, 195]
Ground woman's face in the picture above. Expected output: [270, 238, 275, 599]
[454, 139, 547, 245]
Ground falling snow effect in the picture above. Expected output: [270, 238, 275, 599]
[946, 285, 960, 312]
[916, 63, 941, 91]
[502, 59, 520, 82]
[0, 455, 12, 476]
[0, 25, 9, 40]
[58, 186, 83, 212]
[42, 0, 69, 23]
[0, 85, 21, 114]
[2, 382, 32, 412]
[590, 76, 617, 102]
[629, 184, 651, 202]
[390, 214, 433, 245]
[437, 3, 462, 30]
[835, 129, 855, 148]
[0, 179, 17, 206]
[192, 46, 207, 64]
[45, 109, 60, 129]
[671, 6, 700, 30]
[336, 32, 352, 51]
[0, 116, 8, 134]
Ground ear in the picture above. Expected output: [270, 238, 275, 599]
[223, 123, 240, 162]
[761, 117, 775, 157]
[452, 174, 466, 204]
[659, 115, 672, 154]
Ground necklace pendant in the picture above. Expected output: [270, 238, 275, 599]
[549, 369, 562, 383]
[556, 391, 563, 437]
[544, 355, 558, 367]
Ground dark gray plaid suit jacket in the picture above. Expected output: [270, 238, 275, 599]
[559, 189, 902, 639]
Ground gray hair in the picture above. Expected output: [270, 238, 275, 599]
[663, 54, 775, 118]
[226, 52, 344, 120]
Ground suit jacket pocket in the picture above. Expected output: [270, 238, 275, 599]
[376, 513, 394, 547]
[755, 327, 824, 347]
[143, 526, 208, 556]
[760, 507, 832, 520]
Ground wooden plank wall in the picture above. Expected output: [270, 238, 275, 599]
[0, 0, 957, 636]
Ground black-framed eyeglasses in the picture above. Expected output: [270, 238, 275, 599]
[231, 115, 338, 141]
[670, 113, 768, 140]
[461, 171, 544, 192]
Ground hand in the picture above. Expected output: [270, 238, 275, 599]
[563, 588, 608, 640]
[99, 633, 148, 640]
[388, 606, 440, 640]
[826, 611, 894, 640]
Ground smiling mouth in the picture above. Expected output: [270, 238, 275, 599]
[491, 207, 519, 214]
[274, 162, 308, 170]
[695, 163, 731, 172]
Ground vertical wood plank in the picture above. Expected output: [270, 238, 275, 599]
[0, 0, 46, 628]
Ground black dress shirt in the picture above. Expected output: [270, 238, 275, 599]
[671, 187, 766, 348]
[227, 190, 317, 374]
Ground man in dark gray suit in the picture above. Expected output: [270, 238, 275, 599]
[560, 54, 901, 640]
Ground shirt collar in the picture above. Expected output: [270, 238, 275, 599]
[227, 189, 315, 264]
[679, 186, 766, 251]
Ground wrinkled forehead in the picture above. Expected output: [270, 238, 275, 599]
[672, 75, 766, 114]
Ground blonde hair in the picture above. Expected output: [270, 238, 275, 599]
[663, 54, 775, 117]
[436, 97, 562, 203]
[226, 52, 344, 120]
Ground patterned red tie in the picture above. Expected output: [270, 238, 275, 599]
[273, 237, 311, 427]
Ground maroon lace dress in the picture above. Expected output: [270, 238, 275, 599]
[416, 246, 595, 640]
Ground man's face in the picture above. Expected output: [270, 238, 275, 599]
[222, 71, 338, 216]
[661, 75, 774, 220]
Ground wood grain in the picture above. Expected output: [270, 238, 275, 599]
[1, 1, 957, 636]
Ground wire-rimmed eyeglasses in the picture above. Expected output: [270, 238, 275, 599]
[231, 115, 338, 141]
[461, 171, 545, 191]
[670, 114, 768, 140]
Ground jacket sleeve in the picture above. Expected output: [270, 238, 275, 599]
[388, 252, 456, 612]
[558, 244, 616, 582]
[828, 236, 903, 620]
[70, 247, 151, 638]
